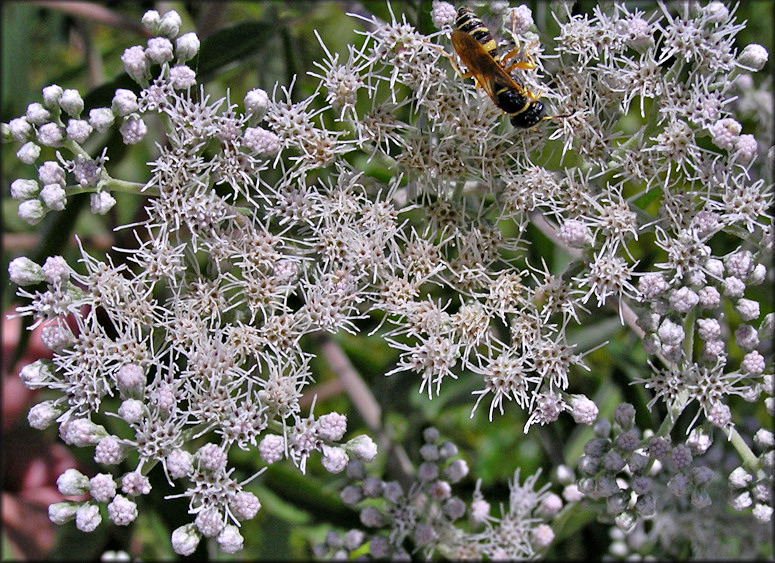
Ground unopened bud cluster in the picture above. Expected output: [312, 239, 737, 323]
[316, 428, 564, 559]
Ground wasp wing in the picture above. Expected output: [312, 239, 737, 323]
[451, 29, 522, 106]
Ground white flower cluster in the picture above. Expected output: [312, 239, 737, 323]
[3, 1, 772, 557]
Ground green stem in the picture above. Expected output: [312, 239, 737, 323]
[726, 425, 763, 478]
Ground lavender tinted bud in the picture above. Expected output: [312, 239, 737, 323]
[443, 497, 467, 520]
[17, 141, 40, 164]
[540, 493, 563, 515]
[112, 89, 139, 116]
[244, 88, 270, 118]
[748, 263, 767, 285]
[28, 400, 62, 429]
[116, 364, 145, 397]
[754, 429, 775, 449]
[413, 523, 437, 545]
[686, 427, 712, 455]
[244, 127, 281, 156]
[570, 394, 599, 425]
[669, 444, 693, 471]
[121, 471, 151, 496]
[630, 475, 652, 495]
[60, 418, 105, 447]
[729, 466, 753, 488]
[584, 437, 610, 457]
[423, 427, 440, 443]
[593, 418, 611, 438]
[419, 444, 439, 461]
[49, 501, 78, 524]
[690, 465, 714, 487]
[429, 480, 451, 501]
[37, 123, 64, 147]
[613, 403, 637, 430]
[26, 102, 51, 125]
[431, 1, 457, 29]
[117, 116, 145, 145]
[9, 117, 32, 141]
[602, 450, 626, 472]
[345, 460, 365, 480]
[753, 504, 773, 523]
[42, 84, 64, 108]
[316, 412, 347, 441]
[158, 10, 182, 38]
[122, 46, 148, 83]
[194, 506, 223, 537]
[578, 455, 600, 475]
[340, 485, 363, 505]
[171, 523, 200, 556]
[57, 468, 90, 495]
[738, 44, 769, 71]
[698, 286, 721, 309]
[94, 435, 127, 464]
[343, 529, 365, 550]
[606, 492, 630, 515]
[9, 256, 44, 285]
[107, 495, 138, 526]
[359, 506, 385, 528]
[443, 459, 469, 483]
[383, 481, 403, 503]
[615, 429, 640, 453]
[691, 488, 712, 508]
[117, 399, 144, 425]
[418, 462, 439, 481]
[66, 119, 92, 143]
[669, 286, 698, 313]
[667, 472, 690, 497]
[697, 317, 721, 340]
[361, 477, 384, 498]
[648, 436, 671, 460]
[90, 191, 117, 215]
[141, 10, 161, 33]
[731, 491, 753, 511]
[217, 525, 244, 554]
[346, 435, 377, 461]
[627, 452, 649, 474]
[369, 536, 390, 558]
[658, 318, 685, 346]
[60, 89, 84, 116]
[89, 108, 115, 132]
[89, 473, 117, 503]
[321, 445, 349, 474]
[40, 184, 66, 210]
[635, 494, 656, 518]
[18, 199, 46, 225]
[438, 441, 458, 459]
[169, 65, 196, 89]
[145, 37, 173, 64]
[175, 32, 200, 62]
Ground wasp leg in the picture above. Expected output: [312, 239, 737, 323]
[427, 41, 473, 79]
[503, 40, 539, 72]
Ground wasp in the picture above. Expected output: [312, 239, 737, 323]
[448, 6, 568, 128]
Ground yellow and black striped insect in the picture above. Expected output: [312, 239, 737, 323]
[450, 6, 568, 128]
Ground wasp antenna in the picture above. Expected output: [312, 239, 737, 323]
[541, 112, 574, 122]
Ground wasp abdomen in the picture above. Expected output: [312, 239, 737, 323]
[455, 7, 500, 63]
